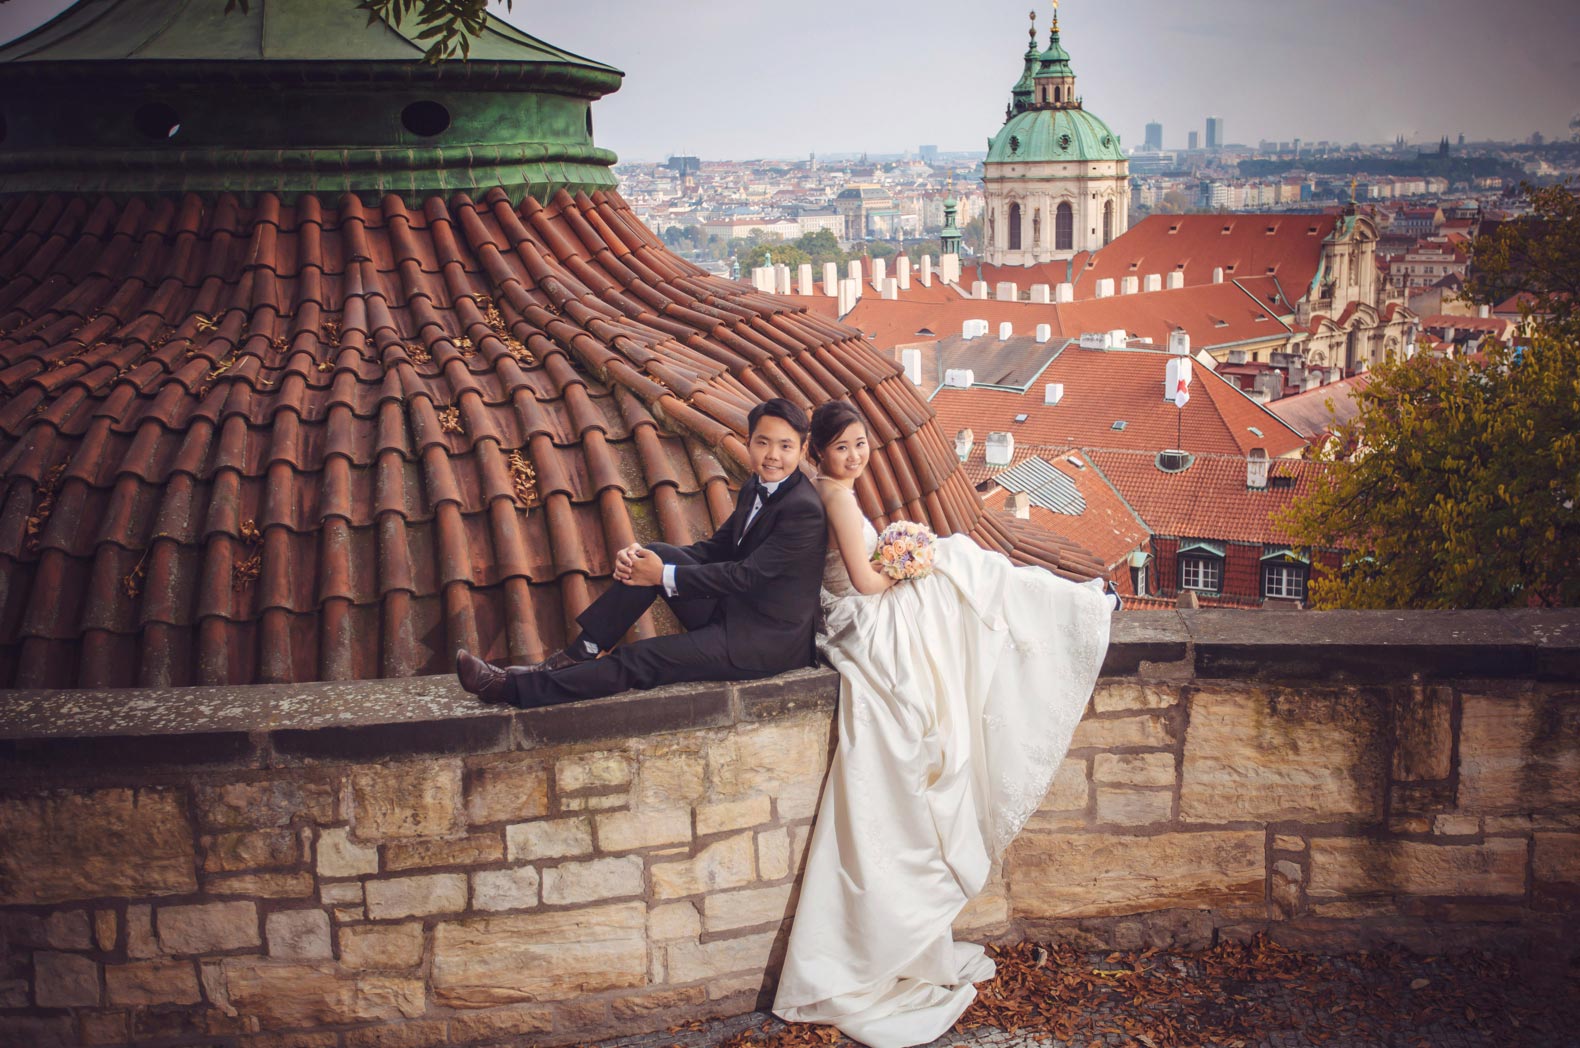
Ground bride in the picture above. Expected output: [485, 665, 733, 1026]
[772, 401, 1116, 1048]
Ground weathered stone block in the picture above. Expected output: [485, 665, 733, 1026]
[431, 903, 646, 1007]
[695, 796, 772, 837]
[1273, 835, 1307, 852]
[339, 923, 424, 970]
[595, 809, 691, 852]
[609, 985, 708, 1020]
[702, 884, 793, 933]
[952, 876, 1009, 935]
[445, 1004, 554, 1042]
[34, 951, 100, 1007]
[202, 829, 299, 873]
[1180, 687, 1384, 823]
[1393, 685, 1455, 781]
[0, 788, 196, 905]
[1094, 753, 1176, 788]
[651, 832, 756, 899]
[321, 882, 363, 906]
[1094, 788, 1172, 826]
[157, 901, 260, 955]
[125, 904, 157, 959]
[632, 751, 707, 809]
[1010, 831, 1265, 918]
[350, 761, 463, 841]
[384, 834, 504, 871]
[265, 910, 331, 959]
[77, 1009, 128, 1046]
[317, 826, 379, 878]
[1432, 815, 1481, 836]
[93, 909, 116, 952]
[1307, 837, 1527, 898]
[540, 856, 644, 905]
[556, 752, 634, 792]
[1271, 859, 1303, 918]
[365, 874, 467, 920]
[756, 828, 791, 881]
[1458, 692, 1580, 813]
[42, 910, 92, 950]
[646, 902, 700, 941]
[1092, 682, 1179, 713]
[472, 867, 540, 912]
[195, 779, 335, 830]
[1043, 758, 1089, 811]
[707, 719, 830, 818]
[342, 1018, 450, 1048]
[1069, 713, 1172, 751]
[665, 930, 777, 984]
[507, 817, 592, 861]
[1531, 833, 1580, 904]
[105, 959, 201, 1006]
[465, 758, 550, 826]
[221, 960, 424, 1029]
[205, 871, 314, 898]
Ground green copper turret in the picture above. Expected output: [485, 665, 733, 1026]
[0, 0, 624, 202]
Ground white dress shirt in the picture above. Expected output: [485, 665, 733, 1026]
[662, 477, 781, 597]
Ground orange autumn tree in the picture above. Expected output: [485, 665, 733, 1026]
[1282, 183, 1580, 609]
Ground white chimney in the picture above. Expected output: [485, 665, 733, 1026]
[1035, 323, 1052, 343]
[941, 252, 960, 285]
[1168, 330, 1191, 356]
[1166, 271, 1185, 290]
[1006, 491, 1031, 519]
[1247, 448, 1270, 489]
[775, 264, 791, 295]
[944, 368, 976, 388]
[996, 281, 1019, 301]
[823, 261, 840, 297]
[883, 278, 899, 300]
[1478, 304, 1490, 319]
[901, 348, 923, 385]
[1303, 369, 1322, 392]
[920, 254, 933, 286]
[752, 266, 773, 292]
[985, 431, 1016, 466]
[1095, 278, 1116, 299]
[954, 428, 974, 461]
[797, 263, 814, 297]
[1212, 267, 1225, 284]
[897, 255, 911, 290]
[873, 257, 887, 290]
[998, 321, 1013, 341]
[1044, 382, 1064, 405]
[972, 280, 989, 300]
[1121, 276, 1140, 295]
[837, 277, 858, 317]
[1079, 332, 1108, 349]
[1030, 284, 1051, 303]
[848, 258, 863, 284]
[1107, 328, 1128, 348]
[1143, 274, 1163, 293]
[1055, 282, 1075, 303]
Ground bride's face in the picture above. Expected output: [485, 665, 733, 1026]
[819, 422, 869, 482]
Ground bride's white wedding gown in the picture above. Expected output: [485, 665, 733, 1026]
[772, 518, 1113, 1048]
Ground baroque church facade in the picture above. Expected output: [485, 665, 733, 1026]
[981, 9, 1128, 267]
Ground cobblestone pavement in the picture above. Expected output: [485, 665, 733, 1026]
[573, 945, 1580, 1048]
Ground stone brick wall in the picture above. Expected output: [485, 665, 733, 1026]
[0, 611, 1575, 1047]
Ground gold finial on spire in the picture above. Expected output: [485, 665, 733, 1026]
[1051, 0, 1060, 31]
[1028, 8, 1036, 41]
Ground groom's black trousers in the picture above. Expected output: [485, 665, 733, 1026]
[506, 543, 773, 707]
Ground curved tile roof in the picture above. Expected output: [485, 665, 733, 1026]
[0, 188, 1103, 689]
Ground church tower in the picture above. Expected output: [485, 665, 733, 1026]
[982, 3, 1129, 266]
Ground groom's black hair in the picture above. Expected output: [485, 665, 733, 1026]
[747, 398, 810, 442]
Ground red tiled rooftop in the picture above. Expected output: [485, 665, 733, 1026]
[926, 345, 1309, 459]
[0, 188, 1103, 689]
[1267, 374, 1373, 439]
[1084, 450, 1331, 545]
[987, 450, 1150, 574]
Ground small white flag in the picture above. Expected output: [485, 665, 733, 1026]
[1173, 379, 1190, 408]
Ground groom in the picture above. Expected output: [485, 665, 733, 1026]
[456, 398, 828, 708]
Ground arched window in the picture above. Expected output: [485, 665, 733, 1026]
[1008, 203, 1022, 251]
[1103, 200, 1114, 245]
[1033, 208, 1041, 247]
[1055, 202, 1073, 251]
[1054, 86, 1062, 103]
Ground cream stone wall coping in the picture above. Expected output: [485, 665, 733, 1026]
[0, 611, 1574, 771]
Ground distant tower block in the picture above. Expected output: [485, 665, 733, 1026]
[823, 261, 840, 296]
[798, 263, 814, 296]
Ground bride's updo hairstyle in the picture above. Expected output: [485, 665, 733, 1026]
[808, 401, 867, 466]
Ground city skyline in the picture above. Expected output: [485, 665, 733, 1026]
[1, 0, 1577, 160]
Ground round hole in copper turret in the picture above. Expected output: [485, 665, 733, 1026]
[402, 100, 450, 138]
[133, 102, 181, 140]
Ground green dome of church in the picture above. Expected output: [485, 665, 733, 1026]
[986, 106, 1124, 164]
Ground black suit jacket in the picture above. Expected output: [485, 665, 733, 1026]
[669, 468, 827, 672]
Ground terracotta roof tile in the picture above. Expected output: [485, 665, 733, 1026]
[0, 187, 1104, 688]
[986, 450, 1150, 574]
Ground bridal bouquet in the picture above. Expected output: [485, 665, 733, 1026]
[872, 520, 937, 581]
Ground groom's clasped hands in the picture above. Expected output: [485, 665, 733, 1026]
[611, 543, 663, 587]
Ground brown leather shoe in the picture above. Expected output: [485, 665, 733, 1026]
[524, 648, 584, 674]
[455, 649, 511, 705]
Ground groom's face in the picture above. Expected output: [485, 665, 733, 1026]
[748, 416, 805, 485]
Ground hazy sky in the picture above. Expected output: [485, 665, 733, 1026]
[4, 0, 1578, 161]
